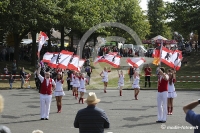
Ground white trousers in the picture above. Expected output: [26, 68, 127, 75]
[40, 94, 52, 119]
[157, 91, 168, 121]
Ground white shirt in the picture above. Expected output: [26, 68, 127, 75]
[38, 74, 56, 86]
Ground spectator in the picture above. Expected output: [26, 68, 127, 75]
[85, 65, 92, 84]
[4, 65, 8, 74]
[74, 92, 110, 133]
[0, 95, 12, 133]
[128, 66, 135, 82]
[8, 74, 14, 90]
[1, 47, 7, 61]
[20, 67, 26, 89]
[12, 60, 17, 75]
[32, 130, 43, 133]
[183, 100, 200, 133]
[144, 64, 152, 87]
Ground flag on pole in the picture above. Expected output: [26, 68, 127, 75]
[37, 32, 48, 58]
[94, 53, 121, 68]
[126, 57, 146, 68]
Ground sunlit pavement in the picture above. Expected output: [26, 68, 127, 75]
[1, 89, 199, 133]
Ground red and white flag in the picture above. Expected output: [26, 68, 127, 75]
[78, 59, 85, 71]
[126, 57, 146, 68]
[37, 32, 48, 57]
[170, 50, 182, 70]
[94, 53, 121, 68]
[67, 55, 80, 71]
[43, 50, 73, 69]
[161, 47, 182, 70]
[42, 52, 58, 63]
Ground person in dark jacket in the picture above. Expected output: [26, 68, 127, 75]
[74, 92, 110, 133]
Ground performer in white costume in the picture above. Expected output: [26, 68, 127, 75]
[78, 73, 88, 104]
[167, 69, 177, 115]
[117, 70, 124, 96]
[132, 68, 140, 100]
[54, 72, 65, 113]
[73, 72, 80, 99]
[100, 67, 111, 93]
[156, 67, 169, 123]
[37, 63, 55, 120]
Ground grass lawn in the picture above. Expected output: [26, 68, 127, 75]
[0, 51, 200, 90]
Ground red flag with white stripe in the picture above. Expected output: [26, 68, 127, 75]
[37, 32, 48, 57]
[126, 57, 146, 68]
[161, 47, 174, 68]
[94, 53, 121, 68]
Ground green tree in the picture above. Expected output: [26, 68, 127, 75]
[109, 0, 150, 43]
[1, 0, 62, 65]
[147, 0, 172, 39]
[167, 0, 200, 44]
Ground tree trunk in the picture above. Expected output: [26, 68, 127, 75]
[198, 30, 200, 46]
[70, 35, 73, 50]
[47, 31, 51, 52]
[31, 31, 37, 65]
[13, 33, 20, 69]
[60, 26, 64, 51]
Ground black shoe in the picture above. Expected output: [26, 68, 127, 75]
[156, 121, 162, 123]
[40, 118, 44, 120]
[45, 118, 49, 120]
[161, 121, 166, 123]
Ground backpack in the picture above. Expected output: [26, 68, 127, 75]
[85, 67, 91, 73]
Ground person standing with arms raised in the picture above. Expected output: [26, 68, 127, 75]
[37, 63, 56, 120]
[100, 67, 111, 93]
[156, 67, 169, 123]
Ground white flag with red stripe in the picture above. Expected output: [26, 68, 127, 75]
[94, 53, 121, 68]
[170, 50, 182, 70]
[67, 55, 80, 71]
[37, 32, 48, 57]
[126, 57, 146, 68]
[42, 52, 58, 63]
[78, 59, 85, 71]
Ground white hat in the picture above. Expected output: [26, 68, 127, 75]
[84, 92, 100, 104]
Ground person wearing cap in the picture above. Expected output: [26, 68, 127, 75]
[156, 67, 169, 123]
[54, 72, 65, 113]
[0, 95, 12, 133]
[37, 63, 56, 120]
[74, 92, 110, 133]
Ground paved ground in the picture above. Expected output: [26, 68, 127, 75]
[0, 89, 200, 133]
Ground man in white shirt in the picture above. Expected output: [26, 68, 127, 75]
[37, 63, 55, 120]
